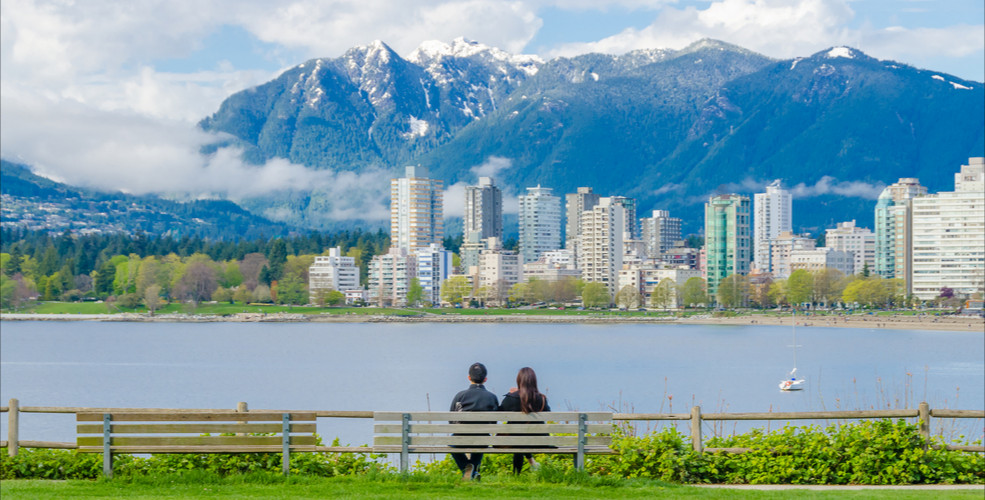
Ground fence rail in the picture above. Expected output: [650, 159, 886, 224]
[3, 398, 983, 457]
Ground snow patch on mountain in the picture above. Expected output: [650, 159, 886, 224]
[826, 47, 854, 59]
[403, 116, 429, 139]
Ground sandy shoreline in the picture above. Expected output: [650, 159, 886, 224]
[1, 311, 982, 332]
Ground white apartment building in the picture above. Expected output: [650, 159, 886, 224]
[367, 247, 417, 307]
[579, 197, 629, 296]
[617, 265, 701, 308]
[825, 220, 875, 276]
[478, 248, 521, 305]
[565, 187, 600, 260]
[640, 210, 682, 259]
[753, 180, 792, 273]
[519, 185, 562, 264]
[391, 166, 443, 253]
[770, 231, 816, 279]
[416, 243, 453, 306]
[911, 158, 985, 300]
[308, 247, 360, 296]
[790, 248, 854, 276]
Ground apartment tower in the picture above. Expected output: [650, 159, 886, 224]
[753, 180, 792, 273]
[391, 166, 443, 254]
[705, 194, 752, 295]
[519, 185, 562, 264]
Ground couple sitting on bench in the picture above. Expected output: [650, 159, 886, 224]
[449, 362, 550, 481]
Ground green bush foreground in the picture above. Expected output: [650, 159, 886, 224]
[2, 421, 982, 485]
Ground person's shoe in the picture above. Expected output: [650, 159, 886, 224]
[462, 464, 474, 481]
[530, 459, 540, 472]
[472, 472, 481, 482]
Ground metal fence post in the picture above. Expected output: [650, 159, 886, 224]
[690, 406, 702, 453]
[7, 398, 18, 457]
[400, 413, 410, 473]
[103, 413, 113, 477]
[282, 413, 291, 476]
[576, 413, 587, 471]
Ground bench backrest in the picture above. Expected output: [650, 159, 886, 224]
[373, 411, 613, 472]
[77, 411, 317, 476]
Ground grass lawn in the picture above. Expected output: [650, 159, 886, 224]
[1, 473, 980, 500]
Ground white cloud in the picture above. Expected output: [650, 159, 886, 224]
[442, 156, 519, 217]
[0, 92, 391, 220]
[547, 0, 857, 59]
[789, 176, 885, 199]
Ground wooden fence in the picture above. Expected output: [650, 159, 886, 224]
[3, 398, 983, 457]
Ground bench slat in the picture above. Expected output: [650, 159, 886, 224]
[373, 445, 617, 455]
[78, 445, 317, 453]
[76, 412, 315, 422]
[373, 435, 611, 447]
[78, 423, 316, 434]
[77, 436, 317, 447]
[373, 411, 611, 422]
[373, 423, 611, 434]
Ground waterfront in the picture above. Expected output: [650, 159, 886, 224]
[1, 321, 982, 447]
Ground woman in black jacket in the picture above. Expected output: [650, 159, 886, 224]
[499, 367, 550, 474]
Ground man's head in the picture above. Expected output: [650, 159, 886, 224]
[468, 362, 487, 384]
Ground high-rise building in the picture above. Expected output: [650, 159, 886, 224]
[367, 247, 417, 307]
[416, 243, 454, 306]
[464, 177, 503, 240]
[641, 210, 682, 259]
[308, 247, 360, 298]
[911, 158, 985, 300]
[770, 231, 816, 279]
[753, 180, 792, 273]
[564, 187, 600, 259]
[705, 194, 752, 295]
[825, 220, 875, 276]
[519, 185, 561, 264]
[579, 197, 631, 297]
[391, 166, 443, 253]
[874, 178, 927, 289]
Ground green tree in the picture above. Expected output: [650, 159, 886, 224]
[406, 278, 424, 307]
[0, 273, 17, 309]
[325, 289, 345, 306]
[650, 278, 677, 310]
[275, 272, 308, 305]
[716, 274, 749, 308]
[143, 284, 164, 315]
[440, 275, 470, 306]
[581, 282, 610, 308]
[680, 277, 708, 308]
[811, 267, 846, 307]
[786, 269, 813, 307]
[221, 261, 243, 288]
[615, 284, 642, 309]
[233, 285, 252, 304]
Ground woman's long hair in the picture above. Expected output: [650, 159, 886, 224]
[516, 367, 544, 413]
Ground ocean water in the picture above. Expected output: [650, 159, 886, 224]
[1, 320, 982, 446]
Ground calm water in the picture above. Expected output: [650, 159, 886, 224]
[1, 321, 983, 446]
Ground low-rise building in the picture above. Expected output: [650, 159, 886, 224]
[308, 247, 360, 297]
[790, 248, 854, 276]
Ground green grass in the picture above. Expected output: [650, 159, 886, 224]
[1, 472, 980, 500]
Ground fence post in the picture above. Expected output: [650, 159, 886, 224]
[690, 406, 702, 453]
[236, 401, 248, 436]
[7, 398, 18, 457]
[918, 401, 930, 449]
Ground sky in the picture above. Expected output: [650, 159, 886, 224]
[1, 0, 983, 219]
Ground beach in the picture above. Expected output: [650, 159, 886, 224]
[1, 311, 982, 332]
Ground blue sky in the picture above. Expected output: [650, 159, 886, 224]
[0, 0, 982, 215]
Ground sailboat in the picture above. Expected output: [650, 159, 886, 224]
[779, 310, 806, 391]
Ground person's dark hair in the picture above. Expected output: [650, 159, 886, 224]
[468, 362, 487, 383]
[516, 367, 544, 413]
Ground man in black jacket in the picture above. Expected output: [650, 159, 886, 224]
[449, 362, 499, 480]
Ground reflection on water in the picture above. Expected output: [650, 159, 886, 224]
[2, 320, 982, 445]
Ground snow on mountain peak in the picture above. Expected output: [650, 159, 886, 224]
[826, 47, 855, 59]
[408, 37, 543, 76]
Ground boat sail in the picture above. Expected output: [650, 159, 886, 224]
[779, 310, 806, 391]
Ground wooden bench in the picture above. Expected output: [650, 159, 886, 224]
[77, 411, 317, 477]
[373, 411, 614, 472]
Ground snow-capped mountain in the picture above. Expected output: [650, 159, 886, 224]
[200, 39, 984, 233]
